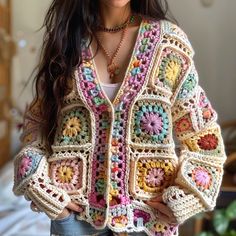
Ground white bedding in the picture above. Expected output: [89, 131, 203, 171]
[0, 161, 50, 236]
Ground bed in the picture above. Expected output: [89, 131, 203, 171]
[0, 160, 50, 236]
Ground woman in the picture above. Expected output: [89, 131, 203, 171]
[12, 0, 226, 235]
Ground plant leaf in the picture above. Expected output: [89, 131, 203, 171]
[223, 230, 236, 236]
[226, 200, 236, 220]
[213, 209, 229, 235]
[196, 232, 214, 236]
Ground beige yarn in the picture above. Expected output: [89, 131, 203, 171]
[12, 18, 226, 235]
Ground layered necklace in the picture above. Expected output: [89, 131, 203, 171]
[95, 14, 135, 83]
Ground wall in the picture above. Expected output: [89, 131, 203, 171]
[11, 0, 49, 111]
[11, 0, 49, 155]
[169, 0, 236, 122]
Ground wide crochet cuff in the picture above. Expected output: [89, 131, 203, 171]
[13, 146, 71, 219]
[162, 186, 205, 224]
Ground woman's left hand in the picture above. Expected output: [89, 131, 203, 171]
[145, 195, 178, 225]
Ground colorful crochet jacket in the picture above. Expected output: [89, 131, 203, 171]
[13, 18, 226, 236]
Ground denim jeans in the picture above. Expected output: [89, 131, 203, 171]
[50, 212, 147, 236]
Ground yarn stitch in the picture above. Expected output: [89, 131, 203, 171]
[12, 17, 226, 236]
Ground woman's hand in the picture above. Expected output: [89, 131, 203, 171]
[30, 201, 83, 220]
[55, 207, 71, 220]
[145, 194, 178, 224]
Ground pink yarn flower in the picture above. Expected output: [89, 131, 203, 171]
[85, 81, 96, 90]
[98, 198, 106, 207]
[98, 104, 108, 112]
[134, 209, 151, 224]
[192, 167, 212, 189]
[141, 113, 163, 135]
[120, 196, 131, 205]
[89, 194, 98, 204]
[146, 168, 164, 187]
[18, 155, 32, 177]
[199, 93, 209, 108]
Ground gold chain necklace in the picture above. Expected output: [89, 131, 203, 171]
[97, 15, 135, 33]
[95, 20, 129, 83]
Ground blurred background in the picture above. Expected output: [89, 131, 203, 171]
[0, 0, 235, 235]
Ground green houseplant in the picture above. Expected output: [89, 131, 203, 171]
[197, 200, 236, 236]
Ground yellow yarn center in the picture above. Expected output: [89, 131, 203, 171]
[58, 166, 73, 183]
[63, 117, 81, 137]
[165, 60, 181, 86]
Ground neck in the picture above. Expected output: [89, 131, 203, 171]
[99, 3, 131, 28]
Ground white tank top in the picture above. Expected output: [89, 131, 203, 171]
[100, 82, 122, 102]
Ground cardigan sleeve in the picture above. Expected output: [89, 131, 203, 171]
[161, 25, 227, 224]
[12, 96, 71, 219]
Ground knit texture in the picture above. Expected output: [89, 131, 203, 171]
[12, 17, 226, 236]
[12, 98, 71, 219]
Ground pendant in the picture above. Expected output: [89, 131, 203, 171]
[107, 63, 120, 81]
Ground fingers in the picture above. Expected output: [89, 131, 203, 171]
[145, 201, 178, 224]
[148, 194, 163, 202]
[158, 211, 177, 224]
[31, 201, 36, 208]
[157, 211, 171, 223]
[55, 208, 71, 220]
[66, 201, 83, 213]
[30, 201, 41, 212]
[146, 201, 174, 218]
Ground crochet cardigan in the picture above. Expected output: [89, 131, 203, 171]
[13, 18, 226, 236]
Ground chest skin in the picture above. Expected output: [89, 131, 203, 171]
[90, 23, 141, 85]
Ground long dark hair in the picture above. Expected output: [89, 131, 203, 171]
[31, 0, 175, 152]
